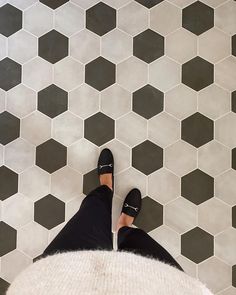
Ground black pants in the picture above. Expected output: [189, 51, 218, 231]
[43, 185, 183, 272]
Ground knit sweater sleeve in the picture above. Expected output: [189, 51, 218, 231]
[7, 250, 214, 295]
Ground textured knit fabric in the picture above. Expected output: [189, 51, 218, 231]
[7, 250, 214, 295]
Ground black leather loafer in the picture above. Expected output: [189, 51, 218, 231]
[121, 188, 142, 219]
[97, 148, 114, 190]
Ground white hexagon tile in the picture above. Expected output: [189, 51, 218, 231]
[0, 0, 236, 293]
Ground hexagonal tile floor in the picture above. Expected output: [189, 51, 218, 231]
[0, 1, 236, 294]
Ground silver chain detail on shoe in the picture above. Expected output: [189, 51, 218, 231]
[124, 203, 138, 212]
[99, 164, 113, 169]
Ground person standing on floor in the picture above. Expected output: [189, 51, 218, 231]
[7, 149, 213, 295]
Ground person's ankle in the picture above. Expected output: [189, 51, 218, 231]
[116, 213, 134, 232]
[100, 174, 113, 191]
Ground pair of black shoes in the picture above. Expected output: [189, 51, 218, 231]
[97, 148, 142, 220]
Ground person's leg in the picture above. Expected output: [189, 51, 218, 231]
[117, 226, 184, 272]
[42, 184, 113, 257]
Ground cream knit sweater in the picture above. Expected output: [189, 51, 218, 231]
[7, 250, 214, 295]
